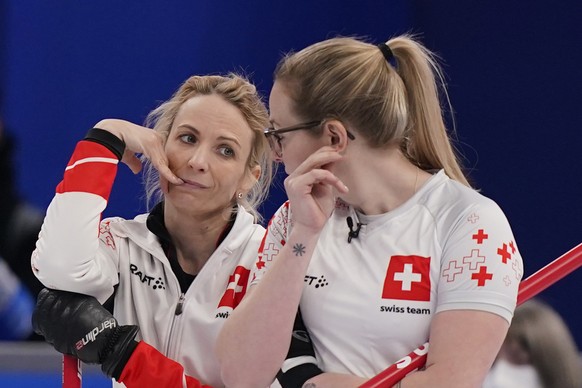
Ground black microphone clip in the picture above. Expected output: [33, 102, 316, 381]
[346, 216, 362, 243]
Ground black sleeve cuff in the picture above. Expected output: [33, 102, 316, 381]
[276, 309, 323, 387]
[110, 339, 139, 381]
[84, 128, 126, 160]
[276, 363, 323, 388]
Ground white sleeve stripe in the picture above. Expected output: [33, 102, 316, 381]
[65, 157, 119, 171]
[280, 355, 318, 373]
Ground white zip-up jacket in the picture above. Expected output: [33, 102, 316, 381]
[32, 131, 264, 387]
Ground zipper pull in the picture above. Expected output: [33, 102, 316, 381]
[174, 293, 185, 315]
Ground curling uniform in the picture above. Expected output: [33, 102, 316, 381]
[32, 129, 264, 387]
[251, 170, 523, 378]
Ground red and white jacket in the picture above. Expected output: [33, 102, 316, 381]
[32, 133, 264, 387]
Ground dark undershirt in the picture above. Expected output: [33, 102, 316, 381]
[146, 202, 235, 293]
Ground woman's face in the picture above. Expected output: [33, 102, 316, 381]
[163, 94, 258, 215]
[268, 81, 327, 174]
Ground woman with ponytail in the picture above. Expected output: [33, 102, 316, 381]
[218, 35, 523, 387]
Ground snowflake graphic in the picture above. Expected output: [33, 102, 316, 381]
[293, 243, 306, 257]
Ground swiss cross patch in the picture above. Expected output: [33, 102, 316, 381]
[382, 255, 431, 301]
[217, 266, 250, 309]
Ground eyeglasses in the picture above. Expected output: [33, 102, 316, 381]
[264, 119, 355, 157]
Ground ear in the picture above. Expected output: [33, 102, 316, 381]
[240, 164, 262, 193]
[322, 119, 350, 153]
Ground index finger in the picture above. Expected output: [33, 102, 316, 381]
[155, 158, 183, 185]
[146, 147, 183, 185]
[292, 146, 343, 176]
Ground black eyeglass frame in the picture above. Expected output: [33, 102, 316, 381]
[263, 119, 355, 156]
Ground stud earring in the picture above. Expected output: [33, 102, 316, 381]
[237, 192, 243, 199]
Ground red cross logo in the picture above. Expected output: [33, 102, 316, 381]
[382, 255, 431, 301]
[472, 229, 488, 244]
[472, 266, 493, 287]
[442, 260, 464, 282]
[217, 266, 250, 308]
[509, 240, 516, 254]
[497, 243, 512, 264]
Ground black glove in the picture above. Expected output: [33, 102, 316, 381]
[32, 288, 139, 379]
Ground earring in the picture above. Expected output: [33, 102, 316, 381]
[237, 192, 243, 199]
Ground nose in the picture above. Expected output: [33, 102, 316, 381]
[187, 148, 210, 171]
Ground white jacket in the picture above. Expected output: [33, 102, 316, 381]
[32, 136, 265, 387]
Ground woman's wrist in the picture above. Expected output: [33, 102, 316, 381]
[93, 119, 128, 142]
[85, 128, 126, 160]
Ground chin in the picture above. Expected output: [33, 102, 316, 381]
[284, 164, 296, 175]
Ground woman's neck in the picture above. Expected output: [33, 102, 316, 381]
[338, 145, 431, 215]
[163, 202, 234, 274]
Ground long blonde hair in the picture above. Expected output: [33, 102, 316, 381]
[142, 74, 272, 222]
[274, 35, 469, 186]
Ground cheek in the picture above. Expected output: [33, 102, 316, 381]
[282, 145, 316, 174]
[222, 165, 248, 188]
[163, 146, 176, 166]
[159, 176, 170, 195]
[165, 148, 189, 171]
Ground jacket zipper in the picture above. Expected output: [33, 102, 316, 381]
[174, 292, 185, 315]
[165, 292, 185, 357]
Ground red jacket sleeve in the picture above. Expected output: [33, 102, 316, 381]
[119, 342, 213, 388]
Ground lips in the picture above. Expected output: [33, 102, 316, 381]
[180, 179, 209, 189]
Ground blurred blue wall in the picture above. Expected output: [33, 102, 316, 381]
[413, 0, 582, 345]
[1, 0, 580, 354]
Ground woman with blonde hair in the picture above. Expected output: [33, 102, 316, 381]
[31, 73, 274, 387]
[484, 299, 582, 388]
[218, 35, 524, 387]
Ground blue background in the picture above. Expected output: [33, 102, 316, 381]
[1, 1, 580, 380]
[0, 371, 109, 388]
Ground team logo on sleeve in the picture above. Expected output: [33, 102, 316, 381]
[99, 221, 116, 250]
[471, 265, 493, 286]
[217, 266, 250, 309]
[497, 241, 515, 264]
[255, 206, 288, 270]
[471, 229, 489, 244]
[382, 255, 431, 301]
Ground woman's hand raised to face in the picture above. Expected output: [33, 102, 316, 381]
[283, 146, 348, 233]
[94, 119, 183, 186]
